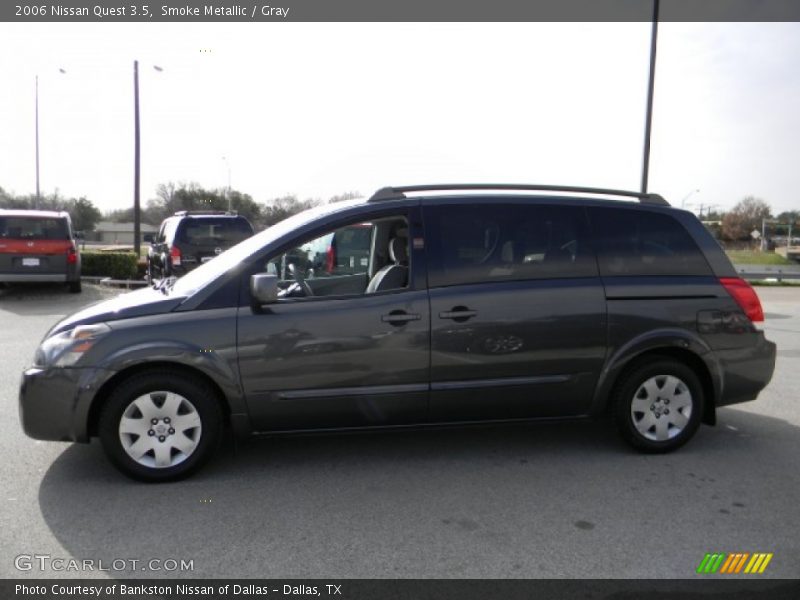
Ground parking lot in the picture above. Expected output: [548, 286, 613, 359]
[0, 283, 798, 579]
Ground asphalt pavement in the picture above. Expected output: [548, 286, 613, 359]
[0, 283, 798, 579]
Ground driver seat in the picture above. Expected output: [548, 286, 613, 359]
[366, 237, 408, 293]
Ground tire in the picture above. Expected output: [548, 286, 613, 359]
[613, 357, 704, 453]
[68, 280, 82, 293]
[98, 370, 223, 482]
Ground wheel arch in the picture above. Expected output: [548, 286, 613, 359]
[87, 361, 232, 438]
[593, 334, 721, 426]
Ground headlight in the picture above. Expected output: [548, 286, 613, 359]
[35, 323, 111, 367]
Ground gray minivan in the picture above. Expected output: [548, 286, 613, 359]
[19, 185, 776, 481]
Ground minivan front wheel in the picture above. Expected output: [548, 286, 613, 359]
[613, 358, 704, 453]
[98, 371, 223, 482]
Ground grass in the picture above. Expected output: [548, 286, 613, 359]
[725, 250, 794, 265]
[749, 279, 800, 286]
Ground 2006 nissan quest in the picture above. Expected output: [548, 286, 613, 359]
[19, 184, 776, 481]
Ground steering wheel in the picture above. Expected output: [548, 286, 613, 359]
[287, 263, 314, 297]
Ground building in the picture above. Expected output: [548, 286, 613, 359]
[87, 221, 159, 245]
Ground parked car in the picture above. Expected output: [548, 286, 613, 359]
[281, 223, 372, 279]
[146, 211, 254, 280]
[19, 185, 776, 481]
[0, 209, 81, 293]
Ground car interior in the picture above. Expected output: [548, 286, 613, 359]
[269, 216, 409, 299]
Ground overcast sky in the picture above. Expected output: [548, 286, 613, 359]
[1, 22, 799, 214]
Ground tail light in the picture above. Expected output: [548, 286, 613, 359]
[170, 245, 182, 266]
[719, 277, 764, 323]
[66, 244, 78, 265]
[325, 245, 335, 274]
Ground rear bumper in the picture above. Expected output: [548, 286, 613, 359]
[19, 366, 113, 443]
[0, 273, 68, 282]
[717, 334, 777, 406]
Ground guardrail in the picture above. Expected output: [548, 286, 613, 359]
[735, 265, 800, 282]
[81, 276, 148, 289]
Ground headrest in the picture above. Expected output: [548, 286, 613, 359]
[389, 237, 408, 264]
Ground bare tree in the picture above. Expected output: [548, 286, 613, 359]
[721, 196, 772, 241]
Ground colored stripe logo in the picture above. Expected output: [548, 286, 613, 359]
[696, 552, 773, 574]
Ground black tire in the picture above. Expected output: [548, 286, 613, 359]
[613, 356, 704, 453]
[98, 370, 223, 482]
[68, 280, 82, 293]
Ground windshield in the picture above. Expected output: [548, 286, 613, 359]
[169, 199, 365, 297]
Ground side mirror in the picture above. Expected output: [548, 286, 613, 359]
[250, 273, 279, 305]
[143, 233, 154, 243]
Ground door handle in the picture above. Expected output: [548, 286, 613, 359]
[439, 308, 478, 321]
[381, 311, 421, 325]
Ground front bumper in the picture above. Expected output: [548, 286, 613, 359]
[19, 366, 114, 443]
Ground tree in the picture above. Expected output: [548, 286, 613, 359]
[0, 188, 102, 231]
[721, 196, 772, 241]
[328, 191, 362, 203]
[105, 207, 135, 222]
[67, 197, 102, 232]
[146, 182, 262, 226]
[776, 210, 800, 225]
[261, 195, 320, 227]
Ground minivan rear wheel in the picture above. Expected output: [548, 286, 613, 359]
[98, 370, 223, 482]
[613, 357, 704, 453]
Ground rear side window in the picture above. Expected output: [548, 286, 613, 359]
[178, 218, 253, 245]
[0, 217, 69, 240]
[425, 203, 596, 288]
[590, 207, 711, 277]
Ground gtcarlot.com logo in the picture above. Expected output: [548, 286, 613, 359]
[696, 552, 773, 574]
[14, 554, 194, 572]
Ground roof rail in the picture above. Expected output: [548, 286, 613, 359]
[368, 184, 669, 206]
[173, 210, 239, 216]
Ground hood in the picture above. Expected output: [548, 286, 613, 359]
[46, 287, 186, 337]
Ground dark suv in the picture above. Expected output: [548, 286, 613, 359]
[19, 185, 776, 481]
[147, 211, 254, 280]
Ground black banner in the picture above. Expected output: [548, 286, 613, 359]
[4, 0, 800, 23]
[4, 579, 800, 600]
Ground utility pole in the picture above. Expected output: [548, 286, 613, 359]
[133, 60, 141, 257]
[640, 0, 660, 194]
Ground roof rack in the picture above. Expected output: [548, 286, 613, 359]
[368, 184, 669, 206]
[173, 210, 239, 216]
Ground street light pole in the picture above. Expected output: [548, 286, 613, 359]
[35, 75, 40, 207]
[222, 156, 232, 211]
[34, 69, 68, 210]
[680, 189, 699, 209]
[132, 62, 163, 257]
